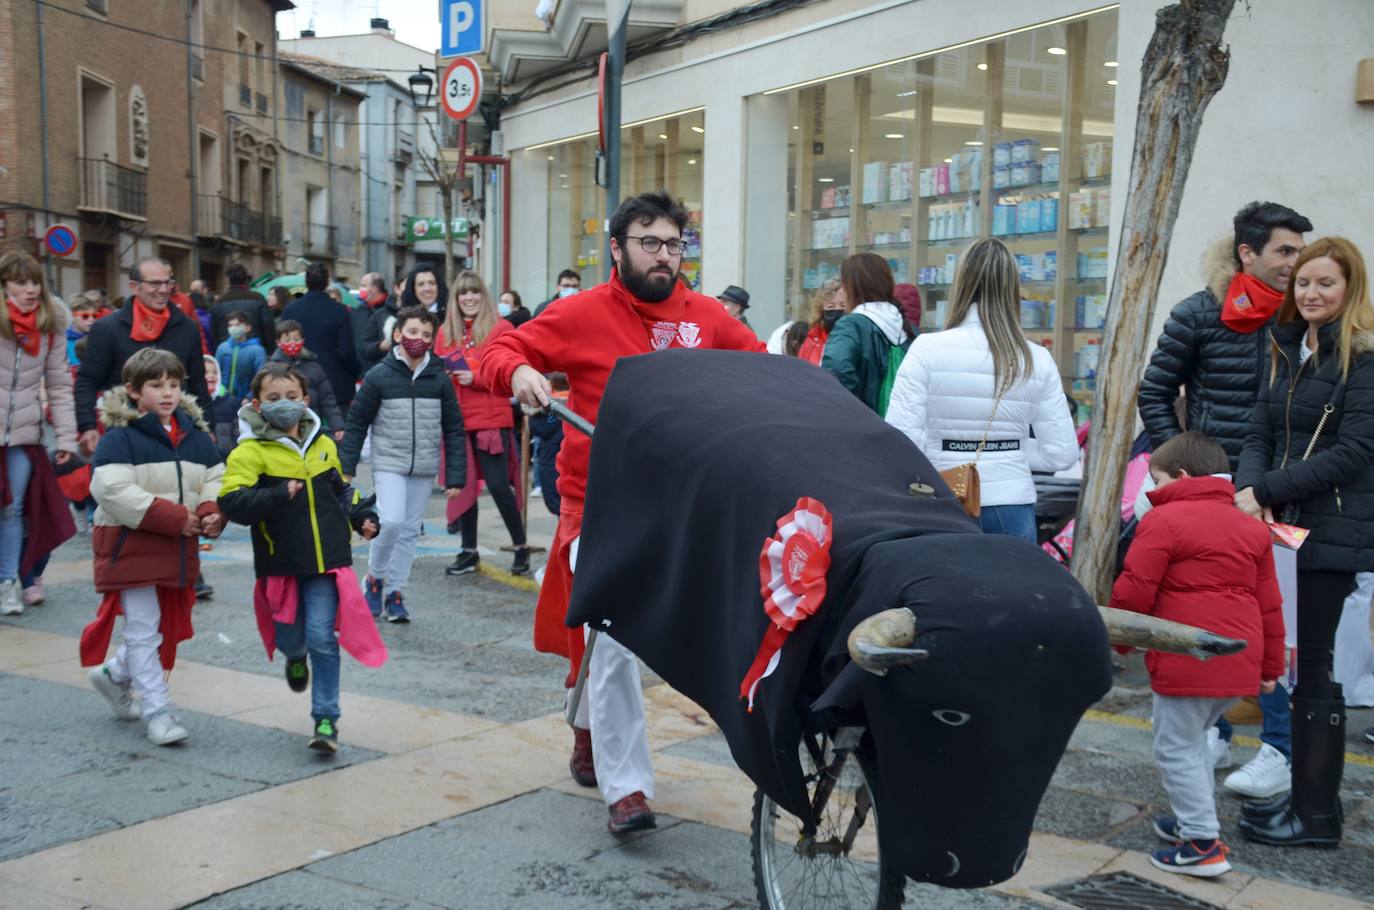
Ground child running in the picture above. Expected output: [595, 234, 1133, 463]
[1109, 432, 1284, 877]
[81, 348, 225, 745]
[219, 362, 385, 753]
[339, 305, 465, 623]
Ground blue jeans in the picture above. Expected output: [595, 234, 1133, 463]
[979, 503, 1037, 542]
[274, 575, 341, 722]
[1215, 681, 1291, 759]
[0, 447, 34, 581]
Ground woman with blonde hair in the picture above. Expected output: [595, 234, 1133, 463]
[796, 278, 845, 365]
[1235, 237, 1374, 849]
[884, 238, 1077, 539]
[0, 250, 79, 614]
[435, 271, 529, 577]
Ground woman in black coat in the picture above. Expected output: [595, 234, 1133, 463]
[1235, 236, 1374, 849]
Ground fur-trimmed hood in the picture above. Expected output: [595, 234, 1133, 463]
[97, 385, 210, 431]
[1202, 232, 1238, 302]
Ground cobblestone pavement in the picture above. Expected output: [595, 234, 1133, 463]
[1, 487, 1372, 910]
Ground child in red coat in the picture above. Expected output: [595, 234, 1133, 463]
[1110, 432, 1284, 878]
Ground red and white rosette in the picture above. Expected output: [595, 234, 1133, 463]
[740, 497, 834, 710]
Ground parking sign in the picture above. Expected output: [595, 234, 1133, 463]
[441, 0, 483, 57]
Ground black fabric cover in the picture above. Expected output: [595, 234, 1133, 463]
[567, 350, 1113, 889]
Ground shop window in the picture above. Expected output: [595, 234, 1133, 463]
[778, 7, 1117, 420]
[542, 109, 705, 295]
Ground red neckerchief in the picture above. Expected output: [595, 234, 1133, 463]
[1220, 272, 1284, 333]
[165, 414, 184, 448]
[130, 298, 171, 342]
[367, 291, 388, 309]
[6, 299, 41, 356]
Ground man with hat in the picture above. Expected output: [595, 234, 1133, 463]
[718, 285, 751, 329]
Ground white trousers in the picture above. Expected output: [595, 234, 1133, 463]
[368, 472, 432, 594]
[105, 586, 170, 718]
[1335, 571, 1374, 707]
[567, 535, 655, 805]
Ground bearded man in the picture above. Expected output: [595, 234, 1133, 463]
[479, 190, 766, 833]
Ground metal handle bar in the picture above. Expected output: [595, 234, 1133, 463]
[546, 399, 594, 438]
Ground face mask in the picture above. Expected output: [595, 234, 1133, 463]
[278, 340, 303, 358]
[559, 286, 578, 298]
[497, 303, 512, 317]
[259, 398, 305, 430]
[822, 310, 843, 329]
[228, 324, 248, 340]
[399, 335, 430, 359]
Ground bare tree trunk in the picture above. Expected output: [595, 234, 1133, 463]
[417, 112, 460, 287]
[1070, 0, 1237, 603]
[441, 184, 456, 287]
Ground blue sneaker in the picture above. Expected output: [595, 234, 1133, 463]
[1153, 816, 1181, 843]
[364, 575, 384, 618]
[1150, 839, 1231, 877]
[384, 591, 409, 623]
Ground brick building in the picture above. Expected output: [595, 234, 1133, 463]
[0, 0, 291, 301]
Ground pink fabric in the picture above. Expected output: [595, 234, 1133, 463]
[252, 567, 387, 668]
[444, 430, 524, 526]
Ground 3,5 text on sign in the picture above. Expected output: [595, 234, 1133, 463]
[440, 57, 484, 122]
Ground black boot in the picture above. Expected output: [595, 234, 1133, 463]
[511, 546, 530, 576]
[1239, 692, 1344, 848]
[1241, 790, 1291, 822]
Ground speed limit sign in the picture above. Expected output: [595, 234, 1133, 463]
[440, 57, 483, 121]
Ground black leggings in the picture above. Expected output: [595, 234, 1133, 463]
[458, 430, 526, 551]
[1294, 570, 1356, 700]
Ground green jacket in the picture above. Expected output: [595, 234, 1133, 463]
[820, 303, 913, 413]
[218, 406, 376, 577]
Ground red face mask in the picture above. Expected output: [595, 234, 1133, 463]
[399, 335, 430, 359]
[278, 340, 304, 358]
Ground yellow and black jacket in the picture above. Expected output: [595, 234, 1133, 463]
[219, 405, 377, 577]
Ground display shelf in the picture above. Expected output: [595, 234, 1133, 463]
[804, 245, 849, 253]
[992, 182, 1061, 198]
[997, 230, 1059, 242]
[1070, 225, 1110, 235]
[913, 190, 979, 205]
[922, 236, 978, 247]
[1077, 176, 1112, 188]
[809, 208, 855, 219]
[1073, 326, 1105, 332]
[859, 242, 913, 252]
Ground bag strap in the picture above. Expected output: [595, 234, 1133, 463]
[972, 383, 1009, 466]
[1300, 377, 1347, 462]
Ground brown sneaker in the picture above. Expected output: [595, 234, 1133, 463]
[1225, 696, 1263, 725]
[570, 726, 597, 787]
[607, 791, 656, 835]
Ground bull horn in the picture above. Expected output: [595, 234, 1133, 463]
[1098, 606, 1247, 661]
[848, 607, 929, 676]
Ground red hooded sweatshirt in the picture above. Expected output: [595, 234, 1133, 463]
[479, 269, 766, 514]
[1109, 475, 1285, 697]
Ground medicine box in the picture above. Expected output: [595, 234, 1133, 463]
[993, 142, 1013, 167]
[1012, 139, 1040, 164]
[862, 161, 889, 204]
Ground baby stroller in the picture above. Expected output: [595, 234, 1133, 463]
[1037, 428, 1153, 573]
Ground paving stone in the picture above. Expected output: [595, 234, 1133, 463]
[1032, 785, 1144, 841]
[659, 730, 737, 769]
[31, 755, 265, 827]
[187, 870, 445, 909]
[0, 791, 119, 862]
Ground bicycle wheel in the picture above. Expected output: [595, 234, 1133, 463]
[750, 728, 906, 910]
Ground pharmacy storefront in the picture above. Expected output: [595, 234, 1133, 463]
[500, 0, 1374, 414]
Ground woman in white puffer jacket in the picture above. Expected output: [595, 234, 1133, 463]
[885, 238, 1078, 540]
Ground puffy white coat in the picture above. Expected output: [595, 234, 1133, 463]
[885, 305, 1078, 506]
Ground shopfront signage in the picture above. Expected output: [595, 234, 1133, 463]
[441, 0, 483, 57]
[405, 216, 470, 244]
[440, 57, 483, 121]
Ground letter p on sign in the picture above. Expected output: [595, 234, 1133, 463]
[442, 0, 483, 57]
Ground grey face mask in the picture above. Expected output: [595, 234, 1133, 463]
[259, 399, 306, 430]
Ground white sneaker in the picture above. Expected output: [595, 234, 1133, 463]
[88, 666, 141, 721]
[0, 579, 23, 615]
[1207, 727, 1233, 770]
[146, 709, 188, 746]
[1224, 742, 1291, 797]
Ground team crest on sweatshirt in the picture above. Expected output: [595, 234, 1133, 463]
[649, 321, 703, 350]
[677, 322, 702, 348]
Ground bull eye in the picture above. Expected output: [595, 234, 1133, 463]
[932, 709, 972, 727]
[945, 851, 961, 878]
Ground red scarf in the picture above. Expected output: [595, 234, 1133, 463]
[130, 298, 171, 342]
[6, 300, 41, 356]
[1220, 272, 1284, 333]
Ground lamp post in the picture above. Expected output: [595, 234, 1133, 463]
[408, 66, 436, 108]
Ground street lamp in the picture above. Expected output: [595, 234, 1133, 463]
[408, 66, 436, 107]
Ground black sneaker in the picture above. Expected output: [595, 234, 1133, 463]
[511, 547, 531, 576]
[309, 717, 339, 753]
[1365, 726, 1374, 745]
[285, 657, 309, 693]
[194, 579, 214, 601]
[446, 550, 480, 576]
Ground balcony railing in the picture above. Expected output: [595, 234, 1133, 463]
[79, 157, 147, 220]
[195, 195, 282, 248]
[305, 222, 337, 257]
[239, 83, 252, 106]
[309, 135, 324, 156]
[256, 92, 268, 114]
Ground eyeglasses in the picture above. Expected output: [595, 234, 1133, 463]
[138, 279, 175, 288]
[626, 235, 688, 256]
